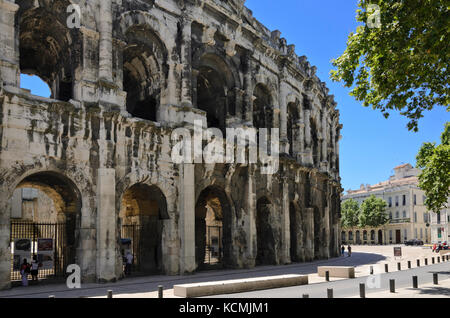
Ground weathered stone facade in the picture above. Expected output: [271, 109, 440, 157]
[0, 0, 342, 289]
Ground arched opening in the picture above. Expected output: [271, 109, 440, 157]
[196, 54, 236, 133]
[287, 102, 300, 156]
[195, 186, 232, 270]
[18, 3, 76, 101]
[289, 202, 300, 262]
[256, 196, 276, 265]
[370, 230, 375, 242]
[9, 172, 81, 282]
[310, 118, 319, 166]
[341, 231, 346, 244]
[253, 84, 273, 130]
[123, 26, 166, 121]
[20, 74, 51, 98]
[363, 230, 368, 243]
[313, 207, 321, 259]
[349, 231, 353, 242]
[119, 184, 169, 275]
[356, 230, 361, 244]
[378, 230, 383, 245]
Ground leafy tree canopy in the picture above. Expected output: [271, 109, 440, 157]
[331, 0, 449, 131]
[358, 195, 389, 227]
[341, 198, 360, 228]
[416, 122, 450, 213]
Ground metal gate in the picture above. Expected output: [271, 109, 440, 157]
[10, 221, 67, 281]
[205, 225, 222, 265]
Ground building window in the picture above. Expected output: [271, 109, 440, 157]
[388, 197, 392, 207]
[424, 213, 428, 223]
[396, 211, 399, 218]
[438, 228, 442, 239]
[413, 194, 417, 205]
[403, 211, 406, 218]
[414, 228, 418, 239]
[414, 212, 417, 223]
[389, 230, 393, 240]
[389, 212, 392, 220]
[402, 195, 406, 206]
[395, 196, 399, 207]
[420, 228, 423, 239]
[404, 229, 408, 240]
[425, 228, 428, 239]
[437, 213, 441, 224]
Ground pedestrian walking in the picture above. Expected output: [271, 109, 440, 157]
[347, 245, 352, 257]
[20, 259, 30, 287]
[30, 255, 41, 282]
[125, 252, 133, 276]
[341, 245, 345, 256]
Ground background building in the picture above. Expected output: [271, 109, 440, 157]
[342, 164, 432, 245]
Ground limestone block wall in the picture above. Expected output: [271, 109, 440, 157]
[0, 0, 342, 290]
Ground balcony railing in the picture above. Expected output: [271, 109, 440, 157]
[389, 218, 411, 224]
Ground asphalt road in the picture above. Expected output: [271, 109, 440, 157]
[207, 262, 450, 298]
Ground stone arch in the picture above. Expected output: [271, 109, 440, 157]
[16, 0, 81, 101]
[252, 83, 274, 130]
[120, 18, 169, 122]
[193, 51, 240, 132]
[195, 185, 233, 270]
[119, 183, 169, 274]
[256, 196, 277, 265]
[8, 170, 83, 280]
[287, 96, 301, 156]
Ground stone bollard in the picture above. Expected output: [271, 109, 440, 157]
[158, 285, 164, 299]
[389, 279, 395, 293]
[107, 290, 113, 298]
[359, 283, 365, 298]
[327, 288, 333, 298]
[325, 271, 330, 282]
[433, 273, 438, 285]
[412, 276, 418, 289]
[385, 264, 389, 273]
[397, 262, 401, 271]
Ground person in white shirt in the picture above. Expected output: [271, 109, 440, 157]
[125, 252, 133, 276]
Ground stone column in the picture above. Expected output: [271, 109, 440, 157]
[180, 17, 192, 107]
[0, 0, 19, 88]
[305, 207, 315, 261]
[243, 54, 253, 124]
[245, 165, 257, 266]
[279, 80, 288, 153]
[180, 163, 196, 273]
[281, 175, 290, 264]
[0, 191, 11, 290]
[98, 0, 113, 82]
[96, 168, 117, 282]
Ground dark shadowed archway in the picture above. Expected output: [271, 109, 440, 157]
[256, 196, 276, 265]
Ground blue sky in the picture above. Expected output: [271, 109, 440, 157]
[20, 0, 448, 192]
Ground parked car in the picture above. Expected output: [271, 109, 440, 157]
[404, 238, 424, 246]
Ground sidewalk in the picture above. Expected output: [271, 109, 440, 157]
[350, 279, 450, 298]
[0, 246, 444, 298]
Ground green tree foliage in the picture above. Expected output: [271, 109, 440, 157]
[358, 195, 389, 227]
[341, 199, 360, 228]
[330, 0, 449, 132]
[416, 122, 450, 213]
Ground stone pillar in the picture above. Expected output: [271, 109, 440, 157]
[180, 163, 196, 273]
[279, 80, 288, 153]
[305, 207, 314, 261]
[96, 168, 117, 282]
[0, 191, 11, 290]
[281, 175, 290, 264]
[98, 0, 113, 82]
[0, 0, 19, 88]
[303, 109, 312, 165]
[243, 54, 253, 124]
[245, 165, 257, 266]
[180, 17, 192, 107]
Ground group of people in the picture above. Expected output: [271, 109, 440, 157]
[341, 245, 352, 257]
[19, 255, 41, 286]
